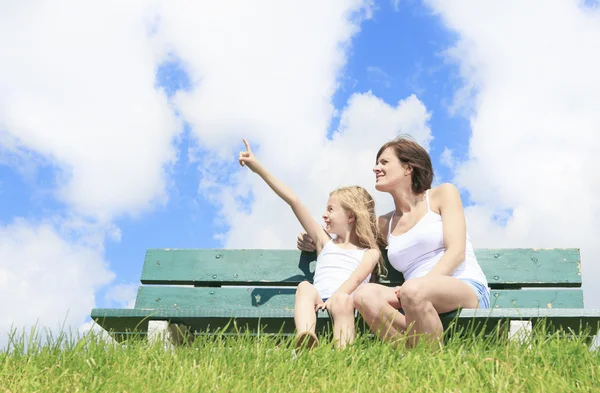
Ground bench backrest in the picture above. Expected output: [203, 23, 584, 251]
[134, 248, 584, 310]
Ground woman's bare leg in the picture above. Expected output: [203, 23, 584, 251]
[353, 283, 406, 344]
[398, 276, 478, 348]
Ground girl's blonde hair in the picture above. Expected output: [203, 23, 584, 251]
[330, 186, 387, 279]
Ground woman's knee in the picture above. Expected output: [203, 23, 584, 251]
[398, 279, 431, 310]
[328, 293, 354, 317]
[353, 284, 376, 304]
[353, 284, 385, 313]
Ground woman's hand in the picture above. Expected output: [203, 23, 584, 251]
[297, 232, 317, 252]
[315, 298, 332, 311]
[238, 138, 259, 172]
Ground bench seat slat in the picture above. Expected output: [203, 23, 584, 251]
[133, 287, 584, 310]
[141, 248, 582, 288]
[92, 307, 600, 320]
[91, 307, 600, 341]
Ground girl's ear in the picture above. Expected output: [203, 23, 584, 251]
[403, 163, 413, 176]
[348, 211, 355, 224]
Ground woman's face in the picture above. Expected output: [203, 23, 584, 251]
[373, 147, 410, 192]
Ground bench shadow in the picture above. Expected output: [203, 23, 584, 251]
[250, 287, 296, 307]
[250, 251, 316, 307]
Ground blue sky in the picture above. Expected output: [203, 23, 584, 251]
[2, 0, 600, 337]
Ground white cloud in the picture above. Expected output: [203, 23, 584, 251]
[425, 1, 600, 306]
[367, 66, 392, 88]
[219, 92, 431, 249]
[149, 0, 418, 248]
[104, 283, 138, 309]
[440, 147, 455, 169]
[78, 320, 116, 343]
[156, 1, 373, 158]
[0, 219, 114, 348]
[145, 0, 432, 249]
[0, 0, 180, 221]
[0, 1, 180, 340]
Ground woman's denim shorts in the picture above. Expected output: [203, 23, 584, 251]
[460, 278, 490, 309]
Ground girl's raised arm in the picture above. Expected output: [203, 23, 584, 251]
[239, 139, 330, 253]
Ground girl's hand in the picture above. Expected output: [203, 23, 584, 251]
[238, 138, 259, 172]
[315, 298, 332, 312]
[394, 286, 401, 299]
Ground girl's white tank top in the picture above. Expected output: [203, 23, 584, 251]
[312, 240, 370, 299]
[387, 189, 488, 287]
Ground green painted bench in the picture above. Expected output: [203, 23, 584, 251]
[91, 248, 600, 343]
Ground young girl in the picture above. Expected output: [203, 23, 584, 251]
[238, 139, 384, 349]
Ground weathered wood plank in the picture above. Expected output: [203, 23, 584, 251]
[141, 249, 316, 286]
[135, 286, 299, 310]
[474, 248, 581, 288]
[489, 289, 583, 308]
[133, 287, 584, 310]
[141, 248, 581, 288]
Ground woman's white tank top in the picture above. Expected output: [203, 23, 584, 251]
[312, 240, 370, 299]
[387, 190, 488, 286]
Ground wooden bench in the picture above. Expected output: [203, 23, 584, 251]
[91, 248, 600, 343]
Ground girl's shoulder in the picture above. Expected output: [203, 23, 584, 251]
[359, 248, 381, 267]
[364, 247, 381, 258]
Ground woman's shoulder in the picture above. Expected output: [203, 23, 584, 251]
[429, 183, 459, 196]
[429, 183, 462, 211]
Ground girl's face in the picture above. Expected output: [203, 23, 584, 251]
[373, 147, 410, 192]
[322, 195, 353, 235]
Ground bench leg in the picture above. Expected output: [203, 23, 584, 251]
[508, 320, 532, 344]
[148, 320, 174, 350]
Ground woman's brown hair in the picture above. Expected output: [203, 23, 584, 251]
[376, 135, 433, 194]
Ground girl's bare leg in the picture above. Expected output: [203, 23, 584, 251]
[327, 293, 356, 349]
[294, 281, 321, 348]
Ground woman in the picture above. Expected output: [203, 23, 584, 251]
[297, 136, 489, 347]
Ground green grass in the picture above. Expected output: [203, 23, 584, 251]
[2, 326, 599, 392]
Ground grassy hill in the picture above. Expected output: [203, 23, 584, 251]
[2, 327, 599, 392]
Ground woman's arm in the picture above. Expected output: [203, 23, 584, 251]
[239, 139, 330, 252]
[426, 183, 466, 276]
[297, 232, 317, 252]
